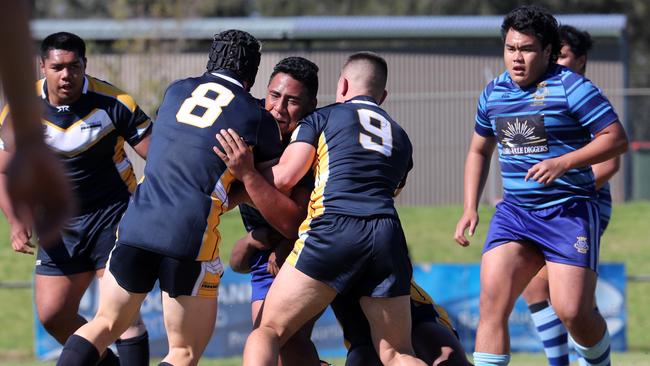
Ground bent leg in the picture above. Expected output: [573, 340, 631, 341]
[359, 295, 426, 366]
[412, 322, 471, 366]
[547, 262, 604, 345]
[279, 314, 322, 366]
[243, 264, 336, 366]
[160, 292, 217, 366]
[34, 272, 95, 344]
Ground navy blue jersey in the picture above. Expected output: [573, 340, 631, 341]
[0, 76, 151, 214]
[117, 72, 282, 261]
[290, 96, 413, 220]
[475, 64, 619, 209]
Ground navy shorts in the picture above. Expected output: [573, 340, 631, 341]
[107, 243, 224, 298]
[332, 281, 457, 350]
[484, 200, 601, 271]
[287, 214, 412, 297]
[35, 198, 128, 276]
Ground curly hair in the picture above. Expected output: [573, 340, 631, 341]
[501, 5, 561, 63]
[269, 57, 319, 100]
[207, 29, 261, 88]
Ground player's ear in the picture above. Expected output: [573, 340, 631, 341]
[378, 90, 388, 105]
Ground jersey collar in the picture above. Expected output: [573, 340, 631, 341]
[210, 71, 244, 89]
[346, 95, 379, 106]
[40, 76, 89, 99]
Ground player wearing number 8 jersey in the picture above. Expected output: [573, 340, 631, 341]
[57, 30, 282, 366]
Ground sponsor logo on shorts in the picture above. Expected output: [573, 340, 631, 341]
[574, 236, 589, 254]
[201, 282, 219, 289]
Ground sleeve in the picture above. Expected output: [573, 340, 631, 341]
[474, 82, 495, 137]
[565, 76, 619, 135]
[289, 110, 326, 147]
[239, 204, 273, 232]
[111, 91, 153, 147]
[252, 110, 283, 163]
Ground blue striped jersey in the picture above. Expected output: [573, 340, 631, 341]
[0, 75, 151, 214]
[290, 95, 413, 219]
[117, 71, 282, 261]
[474, 64, 619, 209]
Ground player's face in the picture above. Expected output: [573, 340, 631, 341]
[557, 44, 586, 76]
[40, 49, 86, 106]
[265, 73, 315, 136]
[504, 29, 551, 88]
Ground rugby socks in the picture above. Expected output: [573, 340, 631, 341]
[116, 331, 150, 366]
[56, 334, 100, 366]
[97, 348, 120, 366]
[529, 300, 570, 366]
[473, 352, 510, 365]
[573, 330, 611, 366]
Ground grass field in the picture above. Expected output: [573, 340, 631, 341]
[1, 202, 649, 365]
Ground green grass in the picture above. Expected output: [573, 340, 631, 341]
[1, 202, 650, 365]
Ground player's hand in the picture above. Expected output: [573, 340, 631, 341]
[10, 220, 34, 255]
[454, 210, 479, 247]
[525, 157, 569, 185]
[213, 129, 256, 181]
[250, 227, 277, 251]
[5, 143, 71, 247]
[267, 251, 280, 276]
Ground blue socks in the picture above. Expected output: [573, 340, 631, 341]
[573, 330, 611, 366]
[473, 352, 510, 365]
[529, 300, 570, 365]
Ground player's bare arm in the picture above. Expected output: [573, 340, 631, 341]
[593, 156, 620, 190]
[454, 132, 496, 247]
[130, 128, 152, 158]
[525, 121, 628, 185]
[230, 228, 281, 273]
[214, 128, 307, 239]
[0, 148, 34, 255]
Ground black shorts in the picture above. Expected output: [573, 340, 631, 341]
[35, 198, 128, 276]
[107, 243, 224, 298]
[286, 214, 412, 297]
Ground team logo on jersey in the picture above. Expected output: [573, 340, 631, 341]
[532, 81, 549, 106]
[574, 236, 589, 254]
[496, 114, 548, 155]
[56, 105, 70, 113]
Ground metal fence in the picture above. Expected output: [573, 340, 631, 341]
[78, 51, 625, 205]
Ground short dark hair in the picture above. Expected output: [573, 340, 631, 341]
[344, 51, 388, 92]
[559, 25, 593, 58]
[40, 32, 86, 60]
[207, 29, 261, 88]
[269, 57, 319, 100]
[501, 5, 561, 63]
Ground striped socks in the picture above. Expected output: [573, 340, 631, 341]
[529, 300, 570, 366]
[573, 330, 611, 366]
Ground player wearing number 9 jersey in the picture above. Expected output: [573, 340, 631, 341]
[57, 30, 282, 366]
[241, 52, 423, 366]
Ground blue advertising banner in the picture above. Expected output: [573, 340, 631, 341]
[35, 263, 626, 360]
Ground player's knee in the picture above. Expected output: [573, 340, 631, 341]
[167, 345, 198, 366]
[37, 306, 77, 337]
[554, 301, 593, 331]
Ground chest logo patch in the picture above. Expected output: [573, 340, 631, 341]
[496, 114, 548, 155]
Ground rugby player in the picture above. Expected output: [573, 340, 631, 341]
[454, 6, 627, 366]
[522, 24, 620, 366]
[215, 51, 425, 366]
[0, 2, 70, 245]
[230, 56, 323, 366]
[56, 29, 283, 366]
[0, 32, 151, 365]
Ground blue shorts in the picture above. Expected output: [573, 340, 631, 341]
[249, 250, 273, 302]
[287, 214, 412, 297]
[596, 185, 612, 236]
[484, 200, 601, 271]
[35, 198, 128, 276]
[108, 243, 224, 298]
